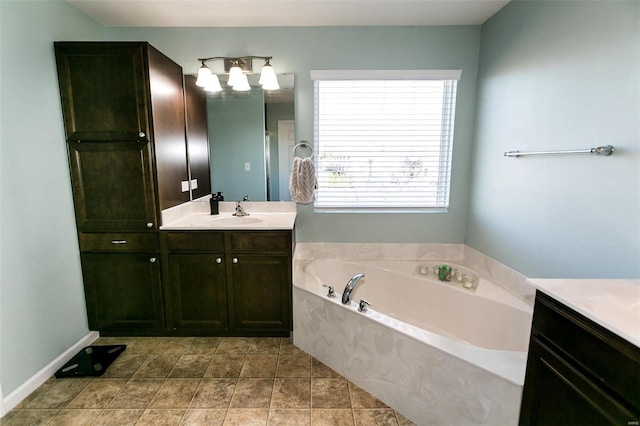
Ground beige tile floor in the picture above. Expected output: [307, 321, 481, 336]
[1, 337, 416, 426]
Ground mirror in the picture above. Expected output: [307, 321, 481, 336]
[206, 74, 295, 201]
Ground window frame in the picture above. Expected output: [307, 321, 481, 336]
[311, 69, 462, 213]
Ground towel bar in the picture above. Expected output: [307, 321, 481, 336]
[504, 145, 614, 158]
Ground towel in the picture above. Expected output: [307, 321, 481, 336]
[289, 156, 316, 204]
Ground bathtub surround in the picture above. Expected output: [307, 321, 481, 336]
[294, 243, 531, 303]
[293, 243, 533, 426]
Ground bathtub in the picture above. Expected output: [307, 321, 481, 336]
[292, 245, 534, 426]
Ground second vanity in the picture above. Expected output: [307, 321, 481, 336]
[158, 200, 296, 337]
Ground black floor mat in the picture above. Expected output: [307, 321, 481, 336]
[55, 345, 126, 378]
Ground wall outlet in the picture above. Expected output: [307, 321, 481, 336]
[245, 162, 251, 171]
[181, 180, 189, 192]
[191, 179, 198, 190]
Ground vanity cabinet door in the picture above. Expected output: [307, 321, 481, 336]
[229, 254, 292, 335]
[519, 337, 634, 425]
[519, 291, 640, 425]
[167, 253, 228, 333]
[80, 252, 164, 334]
[68, 141, 157, 231]
[54, 42, 151, 142]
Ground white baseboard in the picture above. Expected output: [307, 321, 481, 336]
[0, 331, 99, 418]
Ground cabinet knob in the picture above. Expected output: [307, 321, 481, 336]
[232, 258, 238, 264]
[146, 222, 154, 228]
[150, 257, 157, 263]
[139, 131, 146, 138]
[216, 257, 222, 264]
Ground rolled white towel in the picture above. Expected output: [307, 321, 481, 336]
[289, 156, 316, 204]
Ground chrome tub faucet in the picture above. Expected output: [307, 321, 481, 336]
[342, 273, 365, 304]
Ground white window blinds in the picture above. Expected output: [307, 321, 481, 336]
[311, 70, 460, 211]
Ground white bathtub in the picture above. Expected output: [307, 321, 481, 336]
[292, 246, 534, 426]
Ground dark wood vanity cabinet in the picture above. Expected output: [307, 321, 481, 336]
[162, 230, 293, 337]
[79, 233, 164, 335]
[519, 291, 640, 425]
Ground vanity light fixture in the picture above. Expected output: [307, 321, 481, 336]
[195, 55, 280, 92]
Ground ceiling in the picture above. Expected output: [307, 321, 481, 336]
[66, 0, 511, 27]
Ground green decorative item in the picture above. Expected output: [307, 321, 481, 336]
[438, 264, 452, 282]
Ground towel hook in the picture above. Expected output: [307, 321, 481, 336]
[293, 140, 313, 158]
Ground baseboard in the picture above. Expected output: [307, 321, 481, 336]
[0, 331, 99, 418]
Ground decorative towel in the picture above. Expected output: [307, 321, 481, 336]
[289, 156, 317, 204]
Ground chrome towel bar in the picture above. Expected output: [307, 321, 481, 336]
[504, 145, 614, 158]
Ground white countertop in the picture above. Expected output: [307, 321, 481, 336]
[527, 278, 640, 348]
[160, 199, 297, 230]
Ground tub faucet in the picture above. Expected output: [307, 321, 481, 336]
[341, 273, 365, 304]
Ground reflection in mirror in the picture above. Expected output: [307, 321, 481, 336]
[206, 74, 294, 201]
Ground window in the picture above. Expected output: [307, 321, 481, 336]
[311, 70, 461, 212]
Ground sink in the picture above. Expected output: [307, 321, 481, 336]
[210, 216, 264, 226]
[189, 215, 265, 227]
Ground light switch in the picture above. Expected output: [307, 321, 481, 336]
[181, 180, 189, 192]
[191, 179, 198, 190]
[244, 162, 251, 171]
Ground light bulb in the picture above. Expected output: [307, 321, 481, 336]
[204, 74, 222, 93]
[227, 65, 245, 87]
[259, 61, 279, 90]
[232, 73, 251, 91]
[196, 64, 212, 87]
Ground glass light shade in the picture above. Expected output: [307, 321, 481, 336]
[196, 64, 213, 87]
[204, 74, 223, 93]
[232, 73, 251, 91]
[259, 64, 280, 90]
[227, 65, 245, 88]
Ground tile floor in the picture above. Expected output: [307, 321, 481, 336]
[1, 337, 416, 426]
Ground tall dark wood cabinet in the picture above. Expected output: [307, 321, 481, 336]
[184, 74, 211, 199]
[55, 42, 191, 334]
[55, 41, 190, 214]
[519, 292, 640, 425]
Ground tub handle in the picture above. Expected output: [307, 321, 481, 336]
[322, 284, 336, 298]
[358, 299, 371, 313]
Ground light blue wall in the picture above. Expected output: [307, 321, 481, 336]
[208, 89, 267, 201]
[466, 0, 640, 278]
[106, 26, 482, 243]
[0, 0, 105, 396]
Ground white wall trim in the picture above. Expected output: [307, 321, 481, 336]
[0, 331, 99, 418]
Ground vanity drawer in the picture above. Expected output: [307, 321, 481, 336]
[165, 231, 225, 252]
[79, 232, 159, 252]
[532, 291, 640, 412]
[230, 231, 292, 253]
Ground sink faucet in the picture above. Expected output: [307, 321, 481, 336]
[342, 273, 365, 304]
[233, 200, 249, 217]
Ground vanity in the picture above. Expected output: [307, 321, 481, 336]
[53, 41, 297, 337]
[160, 201, 296, 337]
[520, 279, 640, 425]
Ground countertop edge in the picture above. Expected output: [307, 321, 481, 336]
[527, 278, 640, 348]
